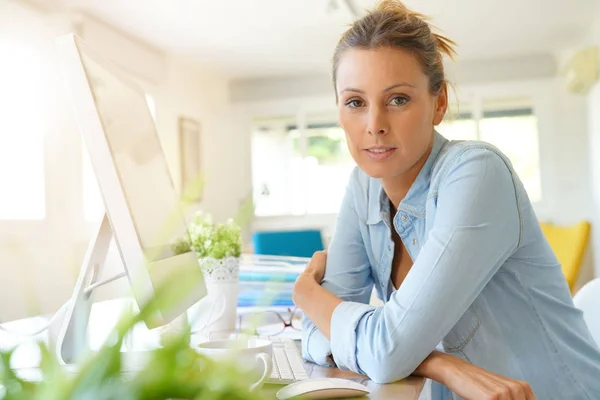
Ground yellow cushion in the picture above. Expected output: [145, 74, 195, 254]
[540, 221, 591, 291]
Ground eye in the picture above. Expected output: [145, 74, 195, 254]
[389, 95, 410, 106]
[345, 98, 364, 108]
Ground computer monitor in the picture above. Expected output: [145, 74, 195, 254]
[54, 34, 207, 363]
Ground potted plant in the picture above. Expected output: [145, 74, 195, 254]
[171, 211, 243, 336]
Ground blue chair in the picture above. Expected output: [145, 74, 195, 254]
[251, 229, 324, 258]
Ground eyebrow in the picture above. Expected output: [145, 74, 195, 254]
[339, 82, 416, 95]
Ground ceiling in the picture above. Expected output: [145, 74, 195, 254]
[59, 0, 600, 79]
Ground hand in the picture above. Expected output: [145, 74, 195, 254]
[292, 250, 327, 306]
[291, 249, 341, 338]
[439, 353, 536, 400]
[303, 250, 327, 283]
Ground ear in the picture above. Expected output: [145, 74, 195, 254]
[432, 82, 448, 126]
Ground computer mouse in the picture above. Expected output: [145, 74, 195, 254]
[275, 377, 370, 399]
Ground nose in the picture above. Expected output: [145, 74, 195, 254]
[368, 127, 388, 135]
[367, 107, 389, 136]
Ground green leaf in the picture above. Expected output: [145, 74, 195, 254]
[175, 211, 242, 260]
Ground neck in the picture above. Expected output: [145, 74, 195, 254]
[381, 144, 433, 210]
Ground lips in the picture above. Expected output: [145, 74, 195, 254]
[364, 146, 397, 161]
[367, 147, 395, 153]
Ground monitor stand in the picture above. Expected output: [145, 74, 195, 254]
[52, 213, 118, 365]
[51, 214, 194, 367]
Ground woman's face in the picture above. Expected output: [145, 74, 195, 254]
[336, 47, 447, 179]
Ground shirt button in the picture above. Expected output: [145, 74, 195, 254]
[401, 215, 408, 222]
[412, 238, 417, 245]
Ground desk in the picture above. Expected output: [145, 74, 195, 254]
[6, 342, 425, 400]
[260, 339, 424, 400]
[262, 352, 425, 399]
[2, 300, 425, 400]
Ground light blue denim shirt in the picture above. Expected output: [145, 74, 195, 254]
[302, 132, 600, 399]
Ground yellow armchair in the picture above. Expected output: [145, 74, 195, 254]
[540, 221, 591, 292]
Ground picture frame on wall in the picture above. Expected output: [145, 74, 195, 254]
[178, 116, 203, 203]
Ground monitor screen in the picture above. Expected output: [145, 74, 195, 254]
[78, 47, 188, 260]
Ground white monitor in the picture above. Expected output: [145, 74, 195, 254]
[54, 34, 206, 362]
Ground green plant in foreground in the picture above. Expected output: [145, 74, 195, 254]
[0, 272, 266, 400]
[0, 179, 267, 399]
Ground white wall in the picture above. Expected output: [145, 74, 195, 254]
[584, 12, 600, 277]
[231, 54, 557, 102]
[543, 75, 593, 223]
[553, 11, 600, 278]
[154, 55, 252, 226]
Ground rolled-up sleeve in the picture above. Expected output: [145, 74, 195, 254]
[330, 301, 375, 371]
[302, 167, 375, 366]
[329, 148, 521, 384]
[302, 321, 336, 366]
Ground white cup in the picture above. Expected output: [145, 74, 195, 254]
[196, 337, 273, 391]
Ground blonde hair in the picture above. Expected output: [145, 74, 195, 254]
[332, 0, 457, 96]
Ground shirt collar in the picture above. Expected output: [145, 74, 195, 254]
[367, 131, 448, 225]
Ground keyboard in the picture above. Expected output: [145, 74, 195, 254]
[264, 336, 309, 384]
[116, 337, 309, 384]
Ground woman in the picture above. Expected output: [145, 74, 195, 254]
[292, 1, 600, 399]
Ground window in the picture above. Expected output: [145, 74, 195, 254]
[437, 101, 477, 141]
[0, 42, 45, 220]
[438, 97, 542, 203]
[253, 96, 542, 217]
[252, 116, 355, 216]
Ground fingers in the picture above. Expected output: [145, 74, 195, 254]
[447, 363, 535, 400]
[485, 387, 511, 400]
[482, 380, 534, 400]
[309, 250, 327, 269]
[311, 250, 327, 259]
[487, 371, 534, 400]
[505, 379, 534, 400]
[309, 251, 327, 270]
[305, 250, 327, 283]
[507, 381, 526, 400]
[520, 381, 536, 400]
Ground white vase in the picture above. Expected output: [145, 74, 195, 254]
[188, 256, 240, 340]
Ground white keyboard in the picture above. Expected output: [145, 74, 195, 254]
[264, 336, 309, 384]
[111, 337, 309, 384]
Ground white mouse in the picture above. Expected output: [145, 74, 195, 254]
[276, 377, 370, 399]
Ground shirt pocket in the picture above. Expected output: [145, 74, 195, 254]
[442, 306, 481, 353]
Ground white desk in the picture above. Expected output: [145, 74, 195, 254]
[1, 299, 425, 400]
[261, 343, 425, 399]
